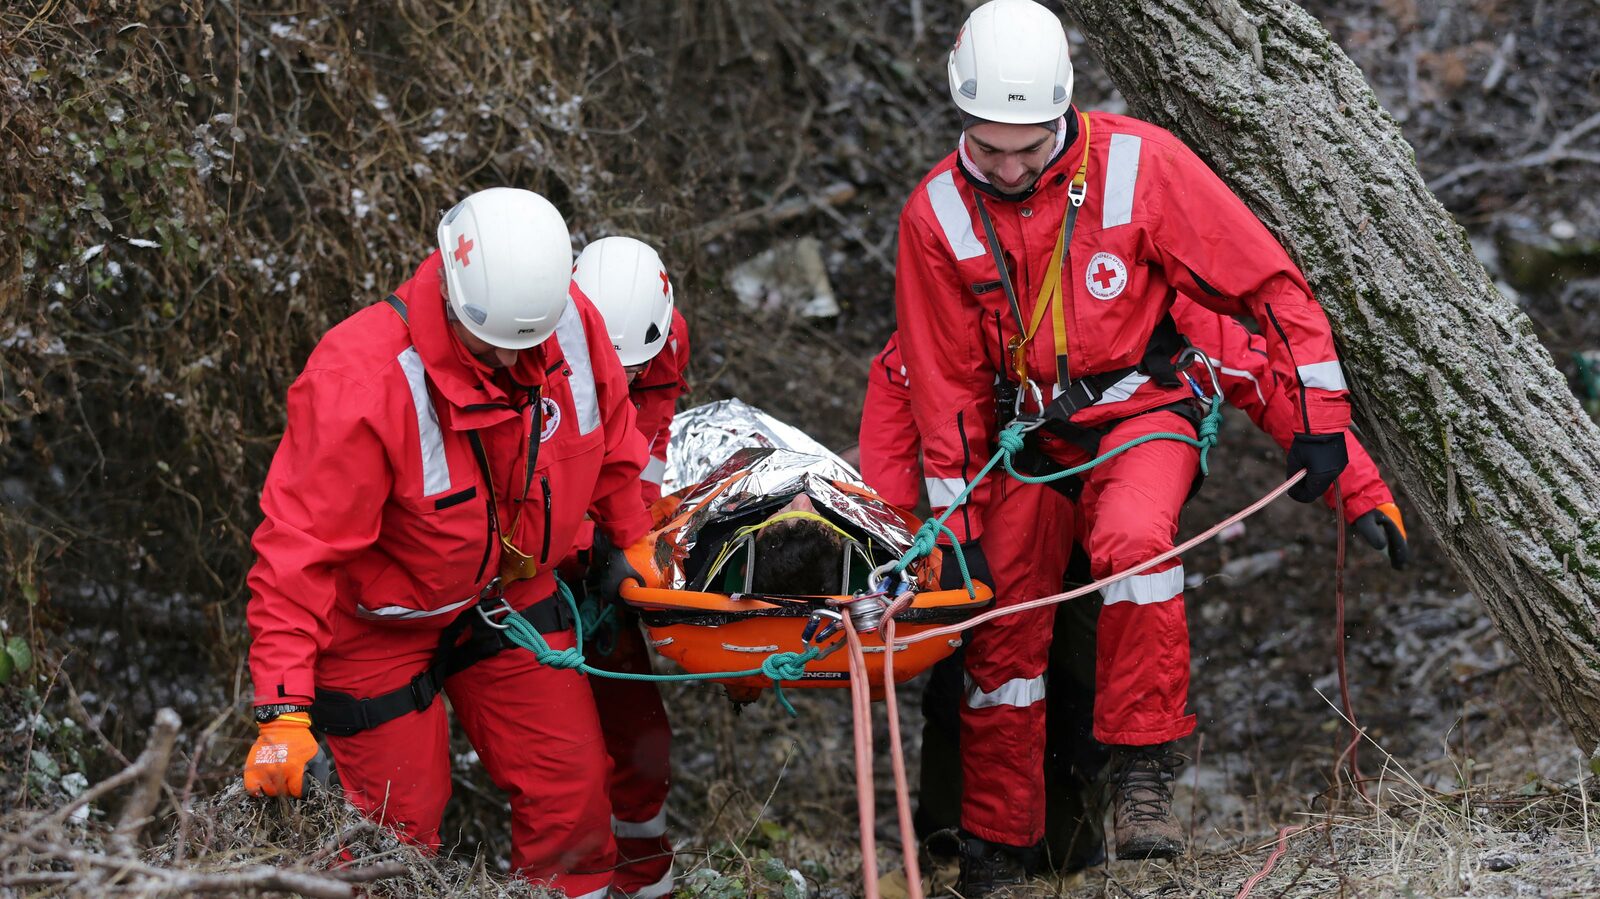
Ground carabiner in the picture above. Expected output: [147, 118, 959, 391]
[1174, 347, 1223, 399]
[801, 608, 846, 647]
[1014, 377, 1044, 418]
[476, 594, 515, 630]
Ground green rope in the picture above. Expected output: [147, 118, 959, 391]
[498, 579, 822, 717]
[892, 394, 1225, 597]
[492, 394, 1225, 716]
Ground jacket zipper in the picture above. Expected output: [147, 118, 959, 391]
[538, 475, 553, 564]
[474, 474, 493, 583]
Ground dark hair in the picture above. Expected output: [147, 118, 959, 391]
[751, 518, 845, 595]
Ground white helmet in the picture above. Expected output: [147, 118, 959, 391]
[948, 0, 1073, 125]
[571, 236, 675, 367]
[436, 187, 572, 350]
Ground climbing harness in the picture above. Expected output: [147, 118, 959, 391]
[308, 576, 573, 737]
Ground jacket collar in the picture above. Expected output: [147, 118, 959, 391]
[956, 107, 1081, 203]
[404, 252, 551, 426]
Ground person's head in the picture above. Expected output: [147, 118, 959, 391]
[436, 187, 573, 367]
[572, 236, 676, 384]
[948, 0, 1074, 192]
[750, 493, 847, 595]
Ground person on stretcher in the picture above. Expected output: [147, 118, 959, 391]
[605, 400, 991, 701]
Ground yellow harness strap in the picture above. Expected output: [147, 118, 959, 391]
[1009, 112, 1093, 389]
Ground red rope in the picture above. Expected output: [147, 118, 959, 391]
[882, 618, 924, 899]
[840, 473, 1308, 899]
[842, 616, 882, 899]
[1332, 485, 1369, 801]
[1233, 825, 1306, 898]
[895, 472, 1306, 647]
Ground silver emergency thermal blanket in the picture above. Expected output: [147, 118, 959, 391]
[662, 397, 853, 493]
[655, 399, 916, 590]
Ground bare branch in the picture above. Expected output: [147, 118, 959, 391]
[112, 708, 183, 853]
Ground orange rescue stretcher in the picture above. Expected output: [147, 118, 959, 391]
[619, 470, 993, 702]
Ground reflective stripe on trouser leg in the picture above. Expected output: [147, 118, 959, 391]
[1080, 410, 1200, 746]
[445, 632, 615, 897]
[593, 619, 674, 895]
[626, 861, 676, 899]
[958, 479, 1077, 847]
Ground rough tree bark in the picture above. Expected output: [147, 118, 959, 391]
[1060, 0, 1600, 751]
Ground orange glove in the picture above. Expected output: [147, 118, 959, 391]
[1353, 502, 1409, 570]
[243, 712, 320, 798]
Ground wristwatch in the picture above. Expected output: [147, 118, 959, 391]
[253, 703, 312, 724]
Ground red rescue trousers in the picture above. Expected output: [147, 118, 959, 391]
[318, 608, 615, 899]
[591, 618, 675, 899]
[961, 411, 1198, 847]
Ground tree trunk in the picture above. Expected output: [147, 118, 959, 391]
[1060, 0, 1600, 752]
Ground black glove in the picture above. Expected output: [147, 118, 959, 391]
[596, 536, 644, 602]
[1353, 503, 1410, 570]
[939, 539, 993, 596]
[1285, 432, 1348, 503]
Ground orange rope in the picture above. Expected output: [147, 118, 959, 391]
[1332, 485, 1369, 801]
[895, 472, 1306, 647]
[837, 473, 1308, 898]
[843, 615, 882, 899]
[1233, 825, 1306, 898]
[881, 617, 924, 899]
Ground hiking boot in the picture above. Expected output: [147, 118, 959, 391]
[1109, 743, 1187, 860]
[955, 832, 1038, 897]
[918, 828, 962, 894]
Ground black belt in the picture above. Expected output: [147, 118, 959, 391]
[1003, 399, 1206, 502]
[311, 591, 573, 737]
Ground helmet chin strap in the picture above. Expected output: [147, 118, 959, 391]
[957, 114, 1070, 199]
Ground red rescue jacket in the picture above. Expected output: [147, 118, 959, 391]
[630, 308, 691, 504]
[858, 304, 1390, 525]
[895, 110, 1350, 541]
[1170, 302, 1393, 521]
[246, 252, 653, 706]
[858, 333, 920, 510]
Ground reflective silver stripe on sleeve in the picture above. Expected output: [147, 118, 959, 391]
[566, 887, 611, 899]
[1102, 565, 1185, 606]
[1102, 133, 1142, 228]
[925, 476, 965, 509]
[926, 170, 986, 261]
[553, 302, 600, 435]
[643, 455, 667, 485]
[355, 594, 476, 621]
[964, 673, 1047, 709]
[398, 347, 451, 496]
[1297, 360, 1348, 391]
[613, 805, 668, 839]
